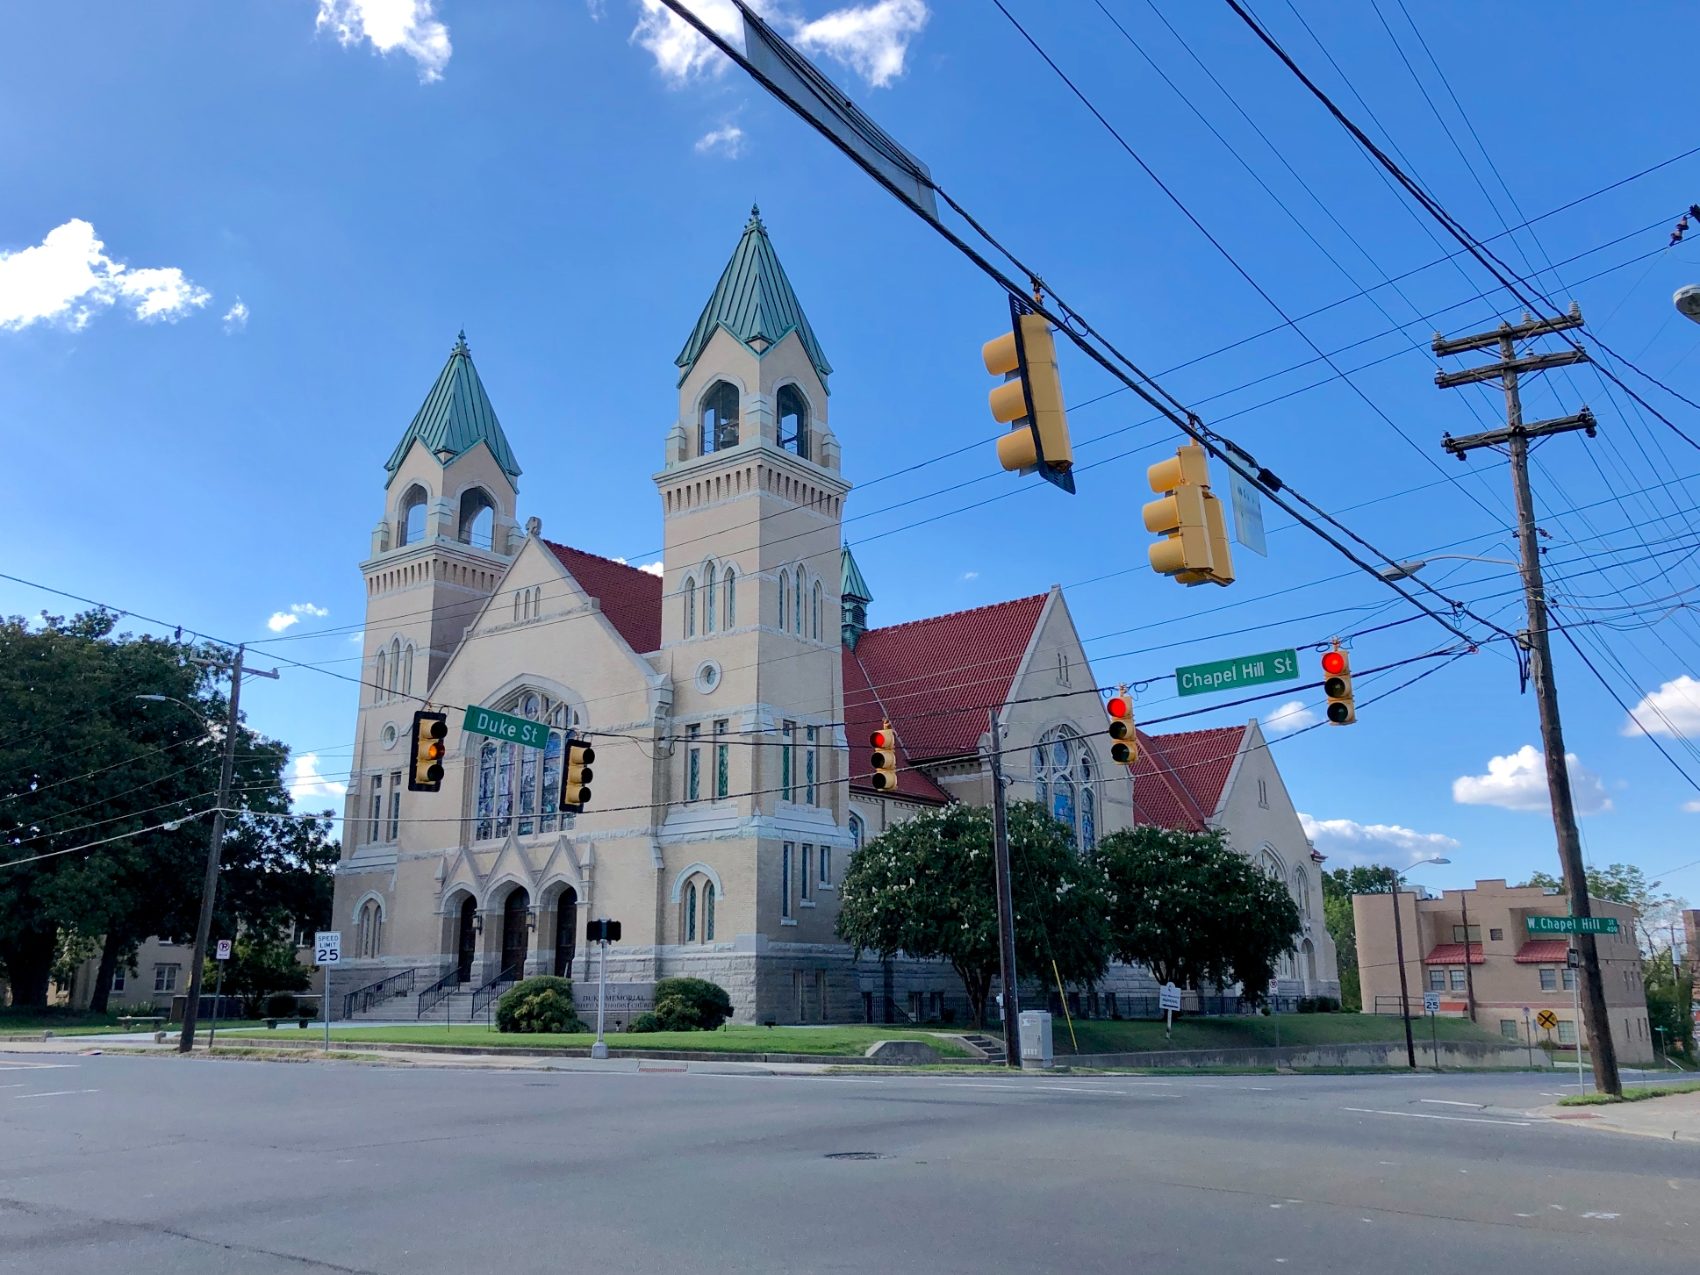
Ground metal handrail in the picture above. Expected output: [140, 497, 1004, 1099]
[416, 967, 463, 1019]
[342, 967, 421, 1020]
[470, 964, 522, 1021]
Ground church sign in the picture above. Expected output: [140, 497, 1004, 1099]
[1173, 649, 1299, 698]
[462, 704, 550, 750]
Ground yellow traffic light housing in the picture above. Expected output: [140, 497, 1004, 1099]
[869, 722, 899, 792]
[1322, 646, 1356, 726]
[1143, 441, 1234, 586]
[1106, 690, 1137, 767]
[561, 738, 595, 812]
[407, 711, 448, 792]
[984, 296, 1075, 494]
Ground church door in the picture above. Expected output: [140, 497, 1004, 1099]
[553, 888, 578, 978]
[455, 897, 477, 984]
[501, 888, 530, 977]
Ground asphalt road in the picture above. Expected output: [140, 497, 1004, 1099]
[1, 1051, 1693, 1274]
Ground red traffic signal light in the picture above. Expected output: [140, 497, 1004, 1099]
[1321, 650, 1347, 677]
[1321, 647, 1355, 725]
[869, 723, 899, 791]
[1106, 692, 1136, 767]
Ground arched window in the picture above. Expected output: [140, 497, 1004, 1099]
[1031, 727, 1097, 853]
[683, 576, 697, 637]
[778, 569, 789, 632]
[811, 581, 823, 641]
[1292, 866, 1310, 918]
[848, 812, 864, 849]
[777, 384, 809, 459]
[398, 485, 428, 546]
[474, 692, 581, 840]
[724, 567, 736, 628]
[1259, 846, 1285, 882]
[680, 874, 717, 944]
[389, 638, 402, 697]
[458, 488, 495, 547]
[699, 381, 740, 454]
[704, 563, 717, 633]
[402, 644, 414, 696]
[704, 881, 715, 941]
[794, 568, 805, 635]
[357, 898, 383, 958]
[685, 882, 698, 943]
[374, 648, 386, 703]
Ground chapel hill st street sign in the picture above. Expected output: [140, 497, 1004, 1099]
[463, 704, 550, 750]
[1174, 648, 1300, 698]
[1525, 914, 1621, 935]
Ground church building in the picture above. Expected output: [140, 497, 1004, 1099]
[330, 209, 1337, 1023]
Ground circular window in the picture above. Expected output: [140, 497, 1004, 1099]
[695, 660, 722, 694]
[381, 723, 398, 750]
[522, 693, 542, 719]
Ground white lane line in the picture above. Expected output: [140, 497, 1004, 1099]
[1030, 1085, 1130, 1095]
[0, 1062, 78, 1071]
[13, 1089, 100, 1100]
[1342, 1106, 1531, 1127]
[942, 1082, 1027, 1091]
[1421, 1099, 1487, 1108]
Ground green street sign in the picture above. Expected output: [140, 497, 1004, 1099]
[1525, 914, 1620, 935]
[462, 704, 550, 750]
[1175, 648, 1300, 698]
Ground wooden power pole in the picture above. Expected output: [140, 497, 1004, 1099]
[1432, 306, 1620, 1096]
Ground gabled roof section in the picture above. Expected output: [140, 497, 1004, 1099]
[841, 545, 872, 603]
[543, 541, 663, 655]
[675, 206, 832, 389]
[1130, 725, 1247, 832]
[385, 332, 522, 486]
[843, 650, 950, 804]
[846, 594, 1048, 767]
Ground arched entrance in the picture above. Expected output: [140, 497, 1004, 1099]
[553, 887, 578, 978]
[501, 888, 531, 977]
[455, 897, 477, 984]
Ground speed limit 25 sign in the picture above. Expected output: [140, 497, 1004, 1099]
[314, 931, 342, 965]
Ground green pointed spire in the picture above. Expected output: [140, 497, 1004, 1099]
[841, 545, 872, 650]
[676, 208, 833, 390]
[385, 332, 522, 486]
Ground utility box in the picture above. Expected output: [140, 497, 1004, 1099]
[1019, 1010, 1054, 1069]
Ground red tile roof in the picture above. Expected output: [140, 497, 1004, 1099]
[544, 541, 663, 654]
[1515, 938, 1572, 964]
[842, 649, 951, 803]
[1422, 942, 1484, 965]
[1130, 725, 1246, 832]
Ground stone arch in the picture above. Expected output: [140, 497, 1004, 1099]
[669, 860, 726, 904]
[456, 485, 497, 548]
[396, 483, 430, 546]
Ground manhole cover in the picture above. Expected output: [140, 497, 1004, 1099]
[824, 1151, 885, 1161]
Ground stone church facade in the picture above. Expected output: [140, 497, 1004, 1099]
[329, 209, 1337, 1023]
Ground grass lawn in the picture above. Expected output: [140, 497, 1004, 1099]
[0, 1011, 273, 1038]
[231, 1023, 973, 1058]
[999, 1013, 1508, 1055]
[1557, 1080, 1700, 1107]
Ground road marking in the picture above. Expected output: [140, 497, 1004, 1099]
[1581, 1212, 1620, 1220]
[13, 1089, 100, 1100]
[1420, 1099, 1485, 1108]
[0, 1062, 77, 1071]
[1342, 1107, 1532, 1127]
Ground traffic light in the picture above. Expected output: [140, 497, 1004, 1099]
[1142, 442, 1234, 587]
[407, 711, 448, 792]
[560, 738, 595, 812]
[1322, 646, 1355, 725]
[1106, 690, 1137, 767]
[984, 295, 1075, 494]
[869, 721, 899, 792]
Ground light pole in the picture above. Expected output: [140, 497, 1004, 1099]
[1385, 856, 1451, 1070]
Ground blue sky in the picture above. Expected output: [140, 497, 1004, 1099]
[4, 1, 1700, 904]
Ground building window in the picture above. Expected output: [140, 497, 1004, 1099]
[475, 693, 579, 840]
[154, 964, 180, 994]
[1489, 927, 1504, 941]
[724, 567, 736, 628]
[704, 881, 715, 941]
[457, 487, 495, 547]
[389, 637, 402, 697]
[357, 898, 383, 958]
[700, 380, 740, 454]
[402, 645, 414, 696]
[705, 563, 717, 633]
[781, 844, 794, 919]
[398, 484, 428, 546]
[1556, 1020, 1577, 1046]
[1499, 1019, 1519, 1040]
[779, 569, 789, 632]
[1561, 968, 1576, 991]
[385, 771, 400, 841]
[686, 882, 697, 942]
[819, 844, 832, 887]
[687, 724, 701, 802]
[1428, 968, 1446, 992]
[848, 813, 863, 849]
[801, 845, 813, 902]
[805, 725, 819, 804]
[712, 719, 730, 799]
[1452, 925, 1482, 943]
[811, 581, 823, 641]
[777, 383, 809, 459]
[683, 576, 696, 637]
[1057, 651, 1070, 686]
[1031, 727, 1096, 853]
[112, 966, 126, 993]
[781, 721, 795, 801]
[1257, 778, 1269, 809]
[374, 648, 386, 702]
[1449, 967, 1467, 991]
[1292, 867, 1310, 918]
[369, 774, 383, 844]
[1539, 968, 1557, 991]
[794, 569, 805, 635]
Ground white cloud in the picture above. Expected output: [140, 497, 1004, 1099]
[961, 570, 979, 581]
[1683, 799, 1700, 813]
[1622, 674, 1700, 738]
[222, 298, 249, 332]
[586, 0, 607, 17]
[267, 602, 329, 633]
[631, 0, 928, 88]
[1452, 744, 1612, 815]
[316, 0, 452, 82]
[0, 219, 211, 332]
[1262, 699, 1319, 735]
[289, 753, 348, 806]
[291, 602, 330, 619]
[694, 124, 746, 157]
[1298, 813, 1460, 868]
[794, 0, 929, 88]
[639, 560, 665, 576]
[266, 612, 300, 633]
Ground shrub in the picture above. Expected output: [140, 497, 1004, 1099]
[495, 976, 585, 1034]
[625, 1011, 664, 1034]
[264, 993, 298, 1018]
[650, 978, 733, 1032]
[1312, 995, 1340, 1013]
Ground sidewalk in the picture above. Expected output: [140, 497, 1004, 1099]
[1540, 1090, 1700, 1143]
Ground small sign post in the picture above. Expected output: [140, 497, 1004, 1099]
[315, 931, 341, 1052]
[586, 919, 622, 1060]
[1159, 981, 1182, 1040]
[1424, 992, 1440, 1069]
[208, 938, 233, 1048]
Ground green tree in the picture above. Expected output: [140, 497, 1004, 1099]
[1096, 826, 1301, 1006]
[205, 930, 311, 1018]
[1643, 955, 1695, 1062]
[1521, 864, 1687, 954]
[0, 611, 336, 1008]
[835, 801, 1110, 1027]
[1320, 866, 1395, 1012]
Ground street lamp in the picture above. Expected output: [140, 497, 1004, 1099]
[1386, 856, 1451, 1070]
[1377, 555, 1516, 582]
[1675, 285, 1700, 324]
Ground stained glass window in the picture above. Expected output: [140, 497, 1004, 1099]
[705, 563, 717, 633]
[714, 719, 729, 799]
[704, 881, 716, 940]
[724, 567, 736, 628]
[686, 883, 698, 942]
[1032, 727, 1099, 855]
[474, 693, 580, 840]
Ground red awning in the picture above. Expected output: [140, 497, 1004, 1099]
[1515, 938, 1572, 964]
[1422, 942, 1484, 965]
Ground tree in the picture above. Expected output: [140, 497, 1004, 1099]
[1096, 826, 1300, 1006]
[205, 930, 311, 1018]
[835, 801, 1110, 1027]
[0, 611, 337, 1008]
[1521, 864, 1687, 955]
[1320, 867, 1395, 1012]
[1643, 955, 1695, 1062]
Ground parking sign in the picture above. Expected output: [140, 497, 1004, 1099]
[315, 931, 341, 964]
[215, 939, 232, 961]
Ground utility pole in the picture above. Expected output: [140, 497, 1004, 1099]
[987, 708, 1021, 1068]
[1387, 867, 1417, 1070]
[177, 645, 278, 1053]
[1434, 307, 1621, 1096]
[1460, 887, 1477, 1024]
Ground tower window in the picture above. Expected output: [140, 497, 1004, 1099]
[793, 568, 805, 635]
[683, 576, 697, 637]
[700, 381, 740, 455]
[811, 580, 823, 641]
[777, 384, 809, 459]
[398, 485, 428, 546]
[778, 569, 789, 632]
[705, 563, 717, 633]
[458, 488, 495, 548]
[724, 567, 736, 627]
